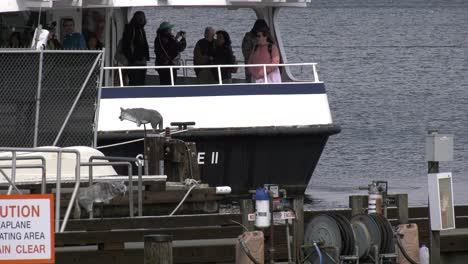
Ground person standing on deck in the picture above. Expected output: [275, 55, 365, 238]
[248, 27, 281, 83]
[62, 18, 86, 49]
[122, 11, 150, 86]
[212, 30, 237, 84]
[193, 27, 216, 84]
[242, 19, 269, 83]
[154, 21, 187, 85]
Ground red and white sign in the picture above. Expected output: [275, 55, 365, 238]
[0, 194, 54, 264]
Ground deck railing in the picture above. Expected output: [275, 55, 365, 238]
[104, 62, 320, 87]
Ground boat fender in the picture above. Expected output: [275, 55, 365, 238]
[215, 186, 232, 194]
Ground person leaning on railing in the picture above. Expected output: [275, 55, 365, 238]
[247, 27, 281, 83]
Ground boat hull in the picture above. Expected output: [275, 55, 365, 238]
[98, 124, 340, 193]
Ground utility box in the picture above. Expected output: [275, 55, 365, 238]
[426, 133, 453, 162]
[428, 172, 455, 230]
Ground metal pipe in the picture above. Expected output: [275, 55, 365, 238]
[263, 65, 268, 83]
[312, 63, 320, 83]
[56, 150, 62, 233]
[118, 67, 123, 87]
[106, 63, 323, 83]
[93, 49, 106, 148]
[0, 165, 45, 194]
[218, 66, 222, 85]
[0, 50, 103, 54]
[105, 62, 320, 70]
[0, 165, 45, 169]
[137, 162, 143, 215]
[7, 152, 17, 195]
[60, 149, 81, 232]
[170, 66, 174, 86]
[52, 53, 102, 146]
[0, 169, 23, 194]
[0, 156, 46, 193]
[33, 50, 43, 147]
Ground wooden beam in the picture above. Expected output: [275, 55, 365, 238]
[64, 214, 243, 231]
[56, 226, 243, 246]
[56, 246, 236, 264]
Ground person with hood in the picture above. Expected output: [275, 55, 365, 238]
[122, 11, 150, 86]
[241, 19, 269, 82]
[154, 21, 187, 85]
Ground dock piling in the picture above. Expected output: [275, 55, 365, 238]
[144, 234, 173, 264]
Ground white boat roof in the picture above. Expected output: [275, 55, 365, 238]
[0, 146, 117, 184]
[2, 0, 310, 12]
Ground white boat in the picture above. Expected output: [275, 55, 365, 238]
[0, 0, 340, 193]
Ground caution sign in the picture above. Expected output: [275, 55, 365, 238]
[0, 194, 54, 263]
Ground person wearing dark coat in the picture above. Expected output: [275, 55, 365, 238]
[122, 11, 150, 86]
[212, 30, 237, 83]
[154, 21, 187, 85]
[193, 27, 216, 83]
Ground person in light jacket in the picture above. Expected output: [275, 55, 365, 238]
[248, 27, 281, 83]
[241, 19, 269, 82]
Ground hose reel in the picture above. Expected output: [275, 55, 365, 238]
[304, 213, 395, 263]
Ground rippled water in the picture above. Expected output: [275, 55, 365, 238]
[141, 0, 468, 209]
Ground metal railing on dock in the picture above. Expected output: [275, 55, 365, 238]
[0, 147, 146, 232]
[0, 147, 81, 232]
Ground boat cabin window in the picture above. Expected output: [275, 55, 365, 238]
[0, 7, 319, 86]
[0, 9, 106, 50]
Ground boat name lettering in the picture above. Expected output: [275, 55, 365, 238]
[197, 152, 219, 165]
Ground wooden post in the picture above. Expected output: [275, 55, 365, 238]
[396, 193, 409, 224]
[144, 234, 173, 264]
[240, 199, 255, 232]
[292, 196, 304, 263]
[349, 195, 367, 216]
[145, 134, 166, 176]
[428, 160, 440, 264]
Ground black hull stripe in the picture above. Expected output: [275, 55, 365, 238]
[101, 83, 326, 99]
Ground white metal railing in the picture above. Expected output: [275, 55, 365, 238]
[0, 147, 81, 233]
[0, 147, 144, 231]
[104, 62, 320, 87]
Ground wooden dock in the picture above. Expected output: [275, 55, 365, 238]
[51, 204, 468, 264]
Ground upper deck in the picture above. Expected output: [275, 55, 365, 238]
[2, 0, 310, 12]
[98, 62, 332, 132]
